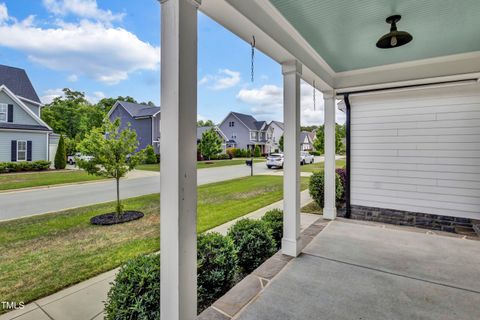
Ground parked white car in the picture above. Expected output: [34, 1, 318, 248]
[266, 151, 314, 169]
[67, 153, 93, 165]
[266, 153, 284, 168]
[300, 151, 314, 165]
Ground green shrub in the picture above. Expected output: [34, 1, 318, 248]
[309, 171, 344, 208]
[54, 135, 67, 169]
[226, 148, 236, 159]
[105, 254, 160, 320]
[254, 145, 261, 157]
[233, 148, 242, 158]
[0, 160, 51, 174]
[209, 153, 230, 160]
[197, 233, 238, 312]
[144, 145, 158, 164]
[261, 209, 283, 249]
[227, 219, 276, 273]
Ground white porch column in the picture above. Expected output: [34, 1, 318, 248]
[281, 60, 302, 257]
[160, 0, 199, 319]
[323, 91, 337, 220]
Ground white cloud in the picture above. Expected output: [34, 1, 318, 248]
[67, 74, 78, 82]
[199, 69, 241, 90]
[236, 84, 283, 116]
[41, 88, 105, 104]
[236, 81, 346, 125]
[41, 88, 64, 104]
[43, 0, 124, 25]
[0, 3, 8, 23]
[0, 7, 160, 85]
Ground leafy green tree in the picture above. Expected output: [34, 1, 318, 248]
[197, 119, 215, 127]
[199, 128, 223, 160]
[313, 126, 325, 154]
[313, 125, 343, 154]
[278, 135, 284, 152]
[254, 145, 261, 157]
[143, 145, 157, 164]
[54, 135, 67, 169]
[77, 119, 144, 216]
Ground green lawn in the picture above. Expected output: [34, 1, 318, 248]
[136, 158, 265, 171]
[0, 170, 105, 191]
[0, 175, 308, 309]
[301, 159, 346, 172]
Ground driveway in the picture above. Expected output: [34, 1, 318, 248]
[237, 220, 480, 320]
[0, 161, 272, 221]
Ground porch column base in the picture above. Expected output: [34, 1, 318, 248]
[323, 207, 337, 220]
[282, 237, 301, 257]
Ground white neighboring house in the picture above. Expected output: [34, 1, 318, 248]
[0, 65, 58, 166]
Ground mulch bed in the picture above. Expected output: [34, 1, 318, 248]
[90, 211, 144, 225]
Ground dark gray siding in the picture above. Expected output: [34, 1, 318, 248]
[109, 105, 153, 152]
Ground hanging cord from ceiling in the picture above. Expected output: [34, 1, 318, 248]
[313, 80, 316, 111]
[250, 36, 255, 83]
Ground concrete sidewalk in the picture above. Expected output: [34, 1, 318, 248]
[1, 192, 318, 320]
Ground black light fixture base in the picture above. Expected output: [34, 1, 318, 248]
[376, 14, 413, 49]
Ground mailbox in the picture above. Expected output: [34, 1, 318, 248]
[245, 159, 253, 166]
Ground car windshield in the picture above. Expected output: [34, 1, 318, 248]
[269, 154, 282, 158]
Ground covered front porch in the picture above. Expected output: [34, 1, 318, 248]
[159, 0, 480, 319]
[235, 219, 480, 320]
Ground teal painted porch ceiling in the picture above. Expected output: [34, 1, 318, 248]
[269, 0, 480, 72]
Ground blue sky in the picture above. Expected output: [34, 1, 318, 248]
[0, 0, 343, 125]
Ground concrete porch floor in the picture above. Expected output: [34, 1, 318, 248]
[236, 219, 480, 320]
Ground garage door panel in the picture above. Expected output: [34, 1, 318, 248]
[350, 84, 480, 219]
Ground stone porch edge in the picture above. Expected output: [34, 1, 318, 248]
[196, 218, 331, 320]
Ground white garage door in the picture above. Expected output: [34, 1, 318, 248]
[350, 83, 480, 220]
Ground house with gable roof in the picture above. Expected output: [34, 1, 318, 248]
[107, 100, 161, 153]
[0, 64, 58, 164]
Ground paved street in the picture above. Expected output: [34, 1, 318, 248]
[0, 156, 335, 221]
[0, 161, 273, 221]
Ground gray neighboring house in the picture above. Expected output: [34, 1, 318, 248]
[0, 64, 58, 165]
[197, 126, 228, 152]
[107, 101, 161, 153]
[300, 131, 316, 151]
[218, 111, 282, 154]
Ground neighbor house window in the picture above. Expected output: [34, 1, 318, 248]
[250, 131, 258, 140]
[229, 121, 235, 127]
[0, 104, 7, 122]
[231, 133, 236, 139]
[17, 140, 27, 161]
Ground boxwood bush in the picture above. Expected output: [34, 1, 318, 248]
[261, 209, 283, 249]
[105, 254, 160, 320]
[197, 232, 238, 312]
[309, 171, 344, 208]
[227, 219, 276, 273]
[0, 160, 51, 173]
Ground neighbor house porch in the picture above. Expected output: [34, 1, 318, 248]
[159, 0, 480, 319]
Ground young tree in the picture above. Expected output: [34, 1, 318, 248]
[199, 128, 223, 160]
[254, 145, 261, 157]
[278, 135, 284, 152]
[77, 119, 143, 216]
[54, 135, 67, 169]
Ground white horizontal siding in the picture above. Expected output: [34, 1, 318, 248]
[350, 84, 480, 219]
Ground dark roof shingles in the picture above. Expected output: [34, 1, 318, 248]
[0, 65, 41, 103]
[118, 101, 160, 118]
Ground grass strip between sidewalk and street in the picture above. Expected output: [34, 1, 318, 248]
[0, 175, 308, 311]
[0, 170, 106, 192]
[301, 159, 346, 172]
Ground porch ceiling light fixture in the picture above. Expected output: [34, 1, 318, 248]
[376, 15, 413, 49]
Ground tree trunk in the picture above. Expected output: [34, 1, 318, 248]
[116, 177, 121, 217]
